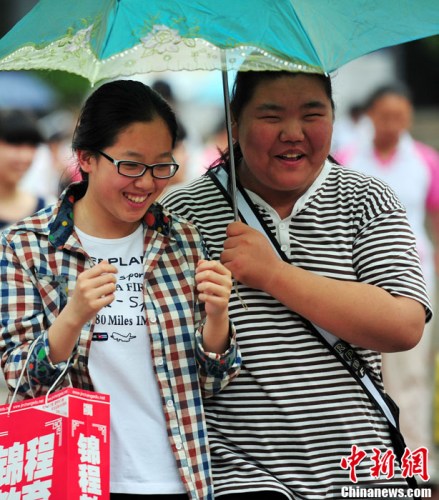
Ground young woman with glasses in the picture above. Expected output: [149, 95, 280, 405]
[0, 80, 241, 500]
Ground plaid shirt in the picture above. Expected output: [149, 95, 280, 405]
[0, 182, 241, 500]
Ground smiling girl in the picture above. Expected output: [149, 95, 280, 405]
[0, 80, 241, 500]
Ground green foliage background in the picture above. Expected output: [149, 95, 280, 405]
[32, 70, 91, 109]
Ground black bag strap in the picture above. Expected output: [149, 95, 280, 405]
[209, 166, 418, 491]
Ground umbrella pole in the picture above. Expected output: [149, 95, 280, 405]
[221, 56, 239, 222]
[221, 53, 248, 311]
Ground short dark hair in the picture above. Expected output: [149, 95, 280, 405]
[72, 79, 178, 153]
[231, 70, 334, 120]
[0, 109, 43, 145]
[213, 70, 335, 172]
[364, 84, 412, 111]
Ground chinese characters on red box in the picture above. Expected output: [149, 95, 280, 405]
[0, 388, 110, 498]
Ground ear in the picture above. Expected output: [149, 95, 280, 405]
[77, 150, 95, 174]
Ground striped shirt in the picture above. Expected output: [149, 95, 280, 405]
[161, 160, 432, 499]
[0, 181, 241, 500]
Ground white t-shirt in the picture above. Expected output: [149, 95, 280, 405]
[76, 224, 185, 494]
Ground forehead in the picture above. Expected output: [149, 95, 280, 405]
[247, 74, 331, 111]
[114, 119, 172, 144]
[370, 94, 411, 113]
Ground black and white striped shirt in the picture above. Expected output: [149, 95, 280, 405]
[162, 161, 431, 499]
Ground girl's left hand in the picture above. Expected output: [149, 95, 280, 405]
[195, 259, 232, 317]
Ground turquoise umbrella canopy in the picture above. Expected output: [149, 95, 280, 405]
[0, 0, 438, 84]
[1, 0, 437, 222]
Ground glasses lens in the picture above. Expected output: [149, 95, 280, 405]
[117, 161, 178, 178]
[118, 161, 146, 177]
[152, 163, 178, 179]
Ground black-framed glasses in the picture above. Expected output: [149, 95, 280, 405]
[96, 150, 179, 179]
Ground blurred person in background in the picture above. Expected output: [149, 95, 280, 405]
[198, 117, 228, 174]
[0, 108, 46, 401]
[39, 109, 77, 193]
[335, 84, 439, 482]
[152, 79, 192, 193]
[0, 108, 46, 231]
[20, 108, 77, 199]
[163, 118, 191, 193]
[330, 102, 367, 153]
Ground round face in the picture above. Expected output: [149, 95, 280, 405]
[234, 74, 334, 212]
[368, 94, 412, 150]
[0, 141, 37, 187]
[77, 119, 174, 238]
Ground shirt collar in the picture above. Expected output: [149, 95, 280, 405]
[245, 159, 333, 221]
[48, 182, 173, 248]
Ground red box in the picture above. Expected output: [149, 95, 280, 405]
[0, 387, 110, 498]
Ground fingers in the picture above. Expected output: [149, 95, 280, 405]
[197, 280, 231, 299]
[225, 221, 247, 237]
[196, 259, 230, 275]
[77, 261, 117, 292]
[76, 272, 117, 293]
[83, 261, 118, 278]
[70, 261, 118, 320]
[196, 260, 232, 285]
[223, 221, 255, 251]
[196, 260, 232, 303]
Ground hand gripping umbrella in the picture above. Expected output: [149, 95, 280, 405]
[1, 0, 438, 219]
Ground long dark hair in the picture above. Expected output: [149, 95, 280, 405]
[72, 80, 178, 180]
[211, 70, 336, 172]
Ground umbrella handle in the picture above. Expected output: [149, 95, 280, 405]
[234, 282, 248, 311]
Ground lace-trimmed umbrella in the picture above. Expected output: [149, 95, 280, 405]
[1, 0, 437, 217]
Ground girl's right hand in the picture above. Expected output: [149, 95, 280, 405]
[67, 261, 118, 326]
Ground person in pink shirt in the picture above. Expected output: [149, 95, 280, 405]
[335, 84, 439, 483]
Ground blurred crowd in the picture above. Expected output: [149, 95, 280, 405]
[0, 60, 438, 488]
